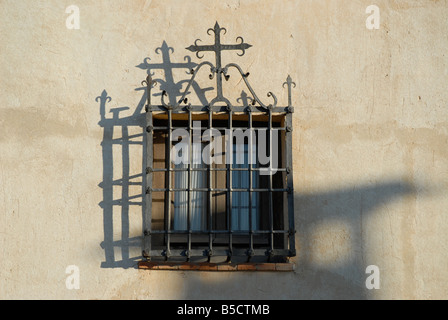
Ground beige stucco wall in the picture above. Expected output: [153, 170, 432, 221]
[1, 0, 447, 299]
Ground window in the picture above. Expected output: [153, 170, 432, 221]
[140, 23, 296, 266]
[143, 108, 295, 263]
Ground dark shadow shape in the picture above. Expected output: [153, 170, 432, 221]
[173, 180, 415, 300]
[98, 42, 213, 269]
[97, 90, 145, 269]
[293, 180, 415, 299]
[136, 41, 213, 108]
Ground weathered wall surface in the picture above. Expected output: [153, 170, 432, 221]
[1, 0, 447, 299]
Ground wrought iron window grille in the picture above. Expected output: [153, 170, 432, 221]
[143, 22, 296, 263]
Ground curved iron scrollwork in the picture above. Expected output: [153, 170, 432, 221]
[160, 61, 216, 110]
[149, 22, 294, 112]
[222, 63, 278, 110]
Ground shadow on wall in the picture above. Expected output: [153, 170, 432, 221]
[97, 88, 145, 269]
[97, 42, 210, 269]
[163, 181, 414, 300]
[295, 182, 416, 299]
[97, 42, 415, 298]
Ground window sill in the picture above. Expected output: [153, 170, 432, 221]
[138, 261, 295, 272]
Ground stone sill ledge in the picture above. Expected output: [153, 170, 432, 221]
[138, 261, 295, 272]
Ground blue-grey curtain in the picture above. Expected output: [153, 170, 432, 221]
[173, 143, 206, 231]
[232, 142, 259, 231]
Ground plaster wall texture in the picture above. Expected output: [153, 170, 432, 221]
[0, 0, 447, 299]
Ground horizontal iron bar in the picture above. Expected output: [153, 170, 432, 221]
[152, 126, 287, 131]
[149, 105, 294, 114]
[150, 188, 289, 192]
[147, 248, 293, 258]
[146, 230, 290, 235]
[151, 168, 288, 172]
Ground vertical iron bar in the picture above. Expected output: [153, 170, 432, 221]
[268, 108, 274, 260]
[208, 108, 213, 260]
[164, 108, 173, 259]
[227, 107, 233, 260]
[143, 79, 153, 260]
[286, 112, 296, 256]
[214, 25, 224, 100]
[187, 108, 192, 261]
[248, 107, 254, 260]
